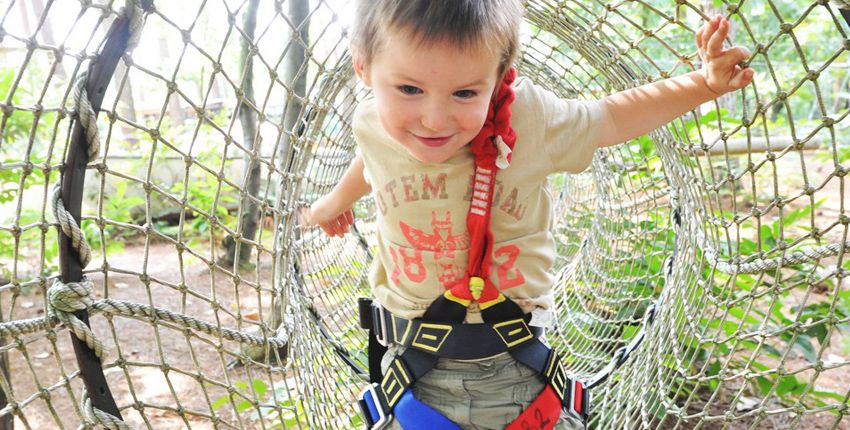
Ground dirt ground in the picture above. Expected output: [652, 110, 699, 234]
[5, 241, 282, 429]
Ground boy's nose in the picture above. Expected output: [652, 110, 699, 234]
[420, 103, 449, 132]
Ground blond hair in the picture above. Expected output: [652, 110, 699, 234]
[351, 0, 523, 77]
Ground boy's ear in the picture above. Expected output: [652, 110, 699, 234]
[352, 50, 372, 87]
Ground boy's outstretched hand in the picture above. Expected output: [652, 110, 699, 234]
[298, 196, 355, 238]
[696, 15, 754, 95]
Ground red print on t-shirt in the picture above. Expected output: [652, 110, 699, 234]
[400, 211, 468, 259]
[390, 211, 525, 290]
[396, 211, 467, 287]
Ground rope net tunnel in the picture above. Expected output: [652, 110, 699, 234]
[0, 0, 848, 428]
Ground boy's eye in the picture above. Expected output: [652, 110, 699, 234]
[398, 85, 422, 95]
[453, 89, 477, 99]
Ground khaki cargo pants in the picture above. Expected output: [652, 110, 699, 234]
[381, 345, 585, 430]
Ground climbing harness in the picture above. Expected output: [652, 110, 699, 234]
[357, 68, 588, 430]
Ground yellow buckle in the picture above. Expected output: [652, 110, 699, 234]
[411, 323, 452, 352]
[493, 318, 534, 348]
[469, 276, 485, 300]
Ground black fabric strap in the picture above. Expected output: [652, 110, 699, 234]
[364, 300, 544, 360]
[367, 327, 387, 384]
[361, 298, 388, 383]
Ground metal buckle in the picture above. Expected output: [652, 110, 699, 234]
[371, 302, 389, 347]
[358, 383, 391, 429]
[568, 379, 588, 422]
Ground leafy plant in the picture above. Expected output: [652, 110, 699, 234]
[167, 147, 237, 246]
[211, 378, 310, 428]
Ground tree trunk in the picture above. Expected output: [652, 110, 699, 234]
[222, 0, 262, 268]
[157, 34, 185, 127]
[236, 0, 310, 365]
[30, 0, 67, 82]
[114, 61, 137, 123]
[272, 0, 310, 326]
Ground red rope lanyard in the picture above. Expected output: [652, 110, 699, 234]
[445, 67, 517, 308]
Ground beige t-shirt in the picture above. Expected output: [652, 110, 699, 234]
[354, 77, 605, 326]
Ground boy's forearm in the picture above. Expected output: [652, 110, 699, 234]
[325, 154, 371, 212]
[598, 71, 720, 148]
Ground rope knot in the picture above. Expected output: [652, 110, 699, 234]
[48, 278, 95, 315]
[47, 278, 105, 359]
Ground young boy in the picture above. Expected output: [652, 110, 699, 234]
[304, 1, 753, 429]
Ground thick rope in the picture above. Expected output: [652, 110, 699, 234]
[51, 184, 92, 269]
[82, 389, 135, 430]
[0, 315, 57, 337]
[92, 299, 289, 348]
[707, 240, 850, 274]
[692, 212, 850, 274]
[32, 279, 289, 350]
[71, 70, 100, 162]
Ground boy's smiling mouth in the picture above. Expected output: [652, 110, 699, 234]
[414, 134, 453, 148]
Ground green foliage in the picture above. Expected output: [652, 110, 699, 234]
[166, 147, 237, 245]
[0, 168, 21, 204]
[0, 208, 60, 279]
[0, 69, 31, 146]
[80, 181, 144, 256]
[211, 378, 309, 428]
[1, 66, 62, 277]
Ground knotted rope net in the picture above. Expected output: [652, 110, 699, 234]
[0, 0, 848, 428]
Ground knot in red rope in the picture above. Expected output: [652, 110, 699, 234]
[470, 67, 517, 169]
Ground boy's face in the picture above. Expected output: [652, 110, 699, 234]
[355, 29, 502, 164]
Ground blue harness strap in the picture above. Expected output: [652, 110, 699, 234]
[394, 389, 462, 430]
[360, 385, 460, 430]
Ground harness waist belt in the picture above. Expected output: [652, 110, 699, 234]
[359, 298, 544, 360]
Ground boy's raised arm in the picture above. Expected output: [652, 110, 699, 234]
[596, 15, 754, 148]
[302, 154, 372, 237]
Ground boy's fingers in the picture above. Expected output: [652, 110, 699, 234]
[697, 25, 708, 52]
[695, 27, 704, 52]
[730, 46, 752, 63]
[344, 210, 354, 225]
[710, 46, 751, 74]
[706, 19, 726, 58]
[729, 67, 754, 90]
[702, 15, 719, 48]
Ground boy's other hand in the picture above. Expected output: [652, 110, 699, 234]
[315, 209, 355, 238]
[696, 15, 754, 95]
[299, 196, 355, 238]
